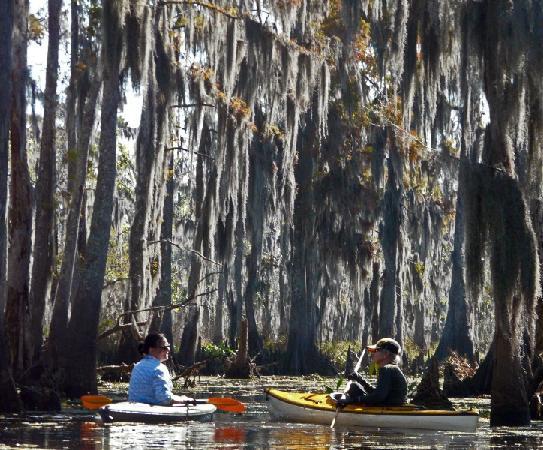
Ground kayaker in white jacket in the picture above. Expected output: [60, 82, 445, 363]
[128, 333, 191, 406]
[334, 338, 408, 406]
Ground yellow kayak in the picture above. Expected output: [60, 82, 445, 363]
[266, 389, 478, 432]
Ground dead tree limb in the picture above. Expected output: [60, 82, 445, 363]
[97, 290, 217, 341]
[157, 1, 242, 20]
[171, 103, 215, 108]
[165, 146, 215, 160]
[97, 321, 147, 341]
[147, 239, 223, 267]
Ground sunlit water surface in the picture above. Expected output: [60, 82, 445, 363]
[1, 377, 542, 449]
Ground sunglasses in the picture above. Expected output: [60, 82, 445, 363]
[159, 345, 171, 351]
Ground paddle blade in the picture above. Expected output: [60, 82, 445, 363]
[207, 397, 246, 413]
[81, 394, 112, 410]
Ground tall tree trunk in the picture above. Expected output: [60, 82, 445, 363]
[369, 261, 380, 343]
[49, 71, 100, 367]
[378, 154, 402, 341]
[29, 0, 63, 363]
[120, 7, 173, 362]
[466, 1, 541, 426]
[0, 0, 21, 412]
[286, 230, 319, 373]
[5, 0, 33, 377]
[150, 150, 174, 343]
[0, 0, 13, 319]
[435, 160, 474, 360]
[285, 111, 321, 374]
[178, 123, 213, 366]
[65, 0, 78, 185]
[178, 248, 202, 366]
[242, 141, 270, 356]
[436, 2, 484, 362]
[61, 0, 123, 397]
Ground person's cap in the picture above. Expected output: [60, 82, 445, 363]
[367, 338, 401, 355]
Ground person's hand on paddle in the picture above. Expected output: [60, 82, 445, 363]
[345, 371, 374, 392]
[172, 394, 193, 404]
[345, 371, 364, 384]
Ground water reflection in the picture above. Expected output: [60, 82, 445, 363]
[1, 377, 543, 449]
[74, 420, 543, 449]
[214, 426, 247, 445]
[270, 428, 332, 449]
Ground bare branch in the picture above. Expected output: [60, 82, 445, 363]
[166, 146, 215, 160]
[97, 321, 146, 341]
[190, 249, 222, 267]
[171, 103, 215, 108]
[118, 290, 217, 318]
[158, 1, 241, 20]
[97, 290, 218, 341]
[197, 270, 222, 284]
[148, 239, 223, 267]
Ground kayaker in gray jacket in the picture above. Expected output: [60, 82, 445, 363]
[335, 338, 407, 406]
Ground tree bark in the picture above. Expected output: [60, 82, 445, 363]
[472, 2, 540, 426]
[369, 262, 380, 343]
[242, 140, 270, 356]
[0, 0, 22, 412]
[49, 70, 101, 367]
[225, 317, 252, 378]
[285, 109, 321, 374]
[178, 123, 212, 366]
[61, 0, 123, 397]
[378, 153, 402, 341]
[0, 0, 13, 319]
[5, 0, 33, 377]
[435, 160, 474, 360]
[29, 0, 63, 363]
[178, 240, 203, 366]
[150, 150, 174, 343]
[119, 7, 173, 362]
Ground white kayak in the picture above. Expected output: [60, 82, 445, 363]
[98, 401, 216, 423]
[266, 389, 479, 432]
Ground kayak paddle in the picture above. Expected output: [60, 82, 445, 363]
[80, 394, 246, 413]
[331, 347, 366, 428]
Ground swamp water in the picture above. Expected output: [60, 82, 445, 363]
[1, 376, 542, 449]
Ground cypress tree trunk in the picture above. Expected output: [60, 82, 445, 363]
[150, 149, 174, 343]
[242, 139, 274, 356]
[120, 6, 173, 362]
[285, 110, 320, 374]
[435, 160, 474, 360]
[5, 0, 33, 377]
[61, 0, 124, 397]
[468, 1, 541, 426]
[0, 0, 13, 320]
[0, 0, 22, 412]
[379, 154, 402, 340]
[369, 262, 380, 343]
[29, 0, 63, 363]
[49, 71, 101, 367]
[178, 123, 213, 366]
[178, 248, 202, 366]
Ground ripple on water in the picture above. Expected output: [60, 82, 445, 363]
[1, 377, 543, 449]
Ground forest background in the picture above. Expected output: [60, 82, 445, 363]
[1, 0, 543, 428]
